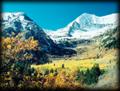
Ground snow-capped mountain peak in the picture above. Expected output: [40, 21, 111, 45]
[2, 12, 25, 21]
[45, 13, 119, 42]
[1, 12, 57, 52]
[67, 13, 118, 29]
[2, 12, 76, 55]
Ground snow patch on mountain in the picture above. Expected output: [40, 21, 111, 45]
[1, 12, 57, 52]
[45, 13, 119, 42]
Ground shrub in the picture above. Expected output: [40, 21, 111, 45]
[84, 63, 101, 85]
[76, 63, 101, 85]
[62, 64, 65, 68]
[41, 68, 49, 76]
[49, 68, 54, 73]
[75, 70, 84, 84]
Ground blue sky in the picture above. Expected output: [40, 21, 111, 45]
[3, 2, 118, 30]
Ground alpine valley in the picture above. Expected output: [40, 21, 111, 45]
[0, 12, 119, 90]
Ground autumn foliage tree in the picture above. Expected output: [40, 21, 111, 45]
[0, 33, 38, 74]
[0, 32, 40, 87]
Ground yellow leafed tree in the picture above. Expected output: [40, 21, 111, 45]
[1, 33, 39, 73]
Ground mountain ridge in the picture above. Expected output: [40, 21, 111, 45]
[44, 13, 119, 42]
[1, 12, 76, 56]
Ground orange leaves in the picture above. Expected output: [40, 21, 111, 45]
[1, 33, 39, 62]
[2, 36, 38, 52]
[24, 37, 38, 50]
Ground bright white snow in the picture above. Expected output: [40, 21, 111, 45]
[45, 13, 119, 42]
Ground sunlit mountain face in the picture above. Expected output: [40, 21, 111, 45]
[44, 13, 118, 42]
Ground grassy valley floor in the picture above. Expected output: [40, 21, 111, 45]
[31, 44, 119, 89]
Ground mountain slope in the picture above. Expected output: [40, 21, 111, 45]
[45, 13, 119, 42]
[1, 12, 76, 56]
[94, 26, 120, 49]
[1, 12, 55, 51]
